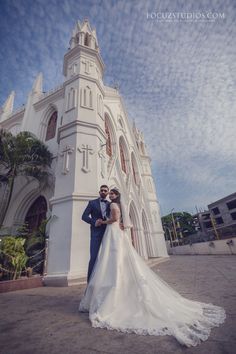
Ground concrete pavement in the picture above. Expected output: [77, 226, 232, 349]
[0, 255, 235, 354]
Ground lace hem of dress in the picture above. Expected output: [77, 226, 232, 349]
[89, 303, 226, 348]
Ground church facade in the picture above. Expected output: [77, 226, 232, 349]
[0, 20, 168, 286]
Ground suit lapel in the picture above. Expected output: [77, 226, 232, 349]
[106, 201, 110, 217]
[95, 198, 102, 216]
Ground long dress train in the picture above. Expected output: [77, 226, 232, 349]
[79, 206, 226, 347]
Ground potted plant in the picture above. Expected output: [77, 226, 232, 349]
[0, 235, 44, 293]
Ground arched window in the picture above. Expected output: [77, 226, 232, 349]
[98, 95, 103, 116]
[119, 139, 127, 173]
[129, 202, 139, 250]
[89, 90, 92, 108]
[140, 142, 145, 155]
[81, 86, 93, 109]
[118, 116, 124, 129]
[67, 91, 71, 110]
[131, 155, 138, 185]
[25, 196, 47, 232]
[84, 33, 90, 46]
[71, 88, 76, 107]
[130, 227, 135, 248]
[46, 111, 57, 141]
[147, 179, 153, 193]
[67, 88, 76, 111]
[105, 117, 112, 157]
[83, 89, 87, 106]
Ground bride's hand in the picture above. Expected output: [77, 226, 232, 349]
[119, 223, 124, 230]
[102, 204, 120, 225]
[95, 219, 103, 227]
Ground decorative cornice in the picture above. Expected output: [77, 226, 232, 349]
[140, 155, 152, 162]
[146, 198, 159, 203]
[152, 231, 165, 236]
[141, 173, 153, 177]
[104, 86, 120, 99]
[58, 119, 107, 142]
[64, 73, 105, 96]
[49, 193, 98, 205]
[0, 108, 25, 127]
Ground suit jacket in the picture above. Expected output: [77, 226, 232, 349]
[82, 198, 110, 236]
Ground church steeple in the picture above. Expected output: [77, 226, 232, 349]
[0, 91, 15, 122]
[69, 19, 99, 51]
[63, 19, 104, 80]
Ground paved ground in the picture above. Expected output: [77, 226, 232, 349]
[0, 255, 235, 354]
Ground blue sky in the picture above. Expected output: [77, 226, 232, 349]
[0, 0, 236, 215]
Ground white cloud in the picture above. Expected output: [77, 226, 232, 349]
[0, 0, 235, 213]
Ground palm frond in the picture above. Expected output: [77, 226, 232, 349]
[0, 130, 54, 225]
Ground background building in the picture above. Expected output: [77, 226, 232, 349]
[192, 192, 236, 242]
[0, 19, 168, 286]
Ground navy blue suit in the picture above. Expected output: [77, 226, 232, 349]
[82, 198, 110, 282]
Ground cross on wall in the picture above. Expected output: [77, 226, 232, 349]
[68, 62, 78, 77]
[78, 144, 94, 173]
[60, 145, 75, 174]
[81, 59, 93, 74]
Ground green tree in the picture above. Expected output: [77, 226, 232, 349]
[0, 129, 53, 226]
[162, 212, 196, 238]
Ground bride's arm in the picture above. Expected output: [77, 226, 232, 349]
[101, 204, 120, 225]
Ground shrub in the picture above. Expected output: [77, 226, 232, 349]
[0, 236, 28, 280]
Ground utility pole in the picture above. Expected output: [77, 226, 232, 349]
[164, 225, 173, 247]
[171, 208, 178, 245]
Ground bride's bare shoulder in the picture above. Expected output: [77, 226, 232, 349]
[110, 203, 120, 210]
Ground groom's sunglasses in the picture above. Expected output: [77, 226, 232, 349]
[100, 189, 109, 192]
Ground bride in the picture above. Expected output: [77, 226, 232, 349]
[79, 188, 226, 347]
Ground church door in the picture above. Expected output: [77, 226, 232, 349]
[24, 196, 48, 275]
[25, 196, 47, 232]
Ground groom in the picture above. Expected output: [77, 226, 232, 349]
[82, 185, 110, 282]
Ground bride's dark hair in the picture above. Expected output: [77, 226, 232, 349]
[110, 188, 121, 204]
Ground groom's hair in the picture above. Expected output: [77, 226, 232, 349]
[100, 185, 109, 190]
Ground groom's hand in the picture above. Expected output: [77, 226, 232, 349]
[95, 219, 103, 227]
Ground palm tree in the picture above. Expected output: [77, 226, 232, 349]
[0, 129, 53, 226]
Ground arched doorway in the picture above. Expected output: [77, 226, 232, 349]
[24, 196, 48, 275]
[129, 202, 140, 254]
[25, 196, 47, 232]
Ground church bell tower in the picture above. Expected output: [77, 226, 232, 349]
[45, 19, 107, 286]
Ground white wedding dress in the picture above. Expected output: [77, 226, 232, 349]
[79, 204, 226, 347]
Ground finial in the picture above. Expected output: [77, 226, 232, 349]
[2, 91, 15, 114]
[32, 73, 43, 94]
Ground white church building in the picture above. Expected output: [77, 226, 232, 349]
[0, 19, 168, 286]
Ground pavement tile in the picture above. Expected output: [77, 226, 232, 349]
[0, 255, 235, 354]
